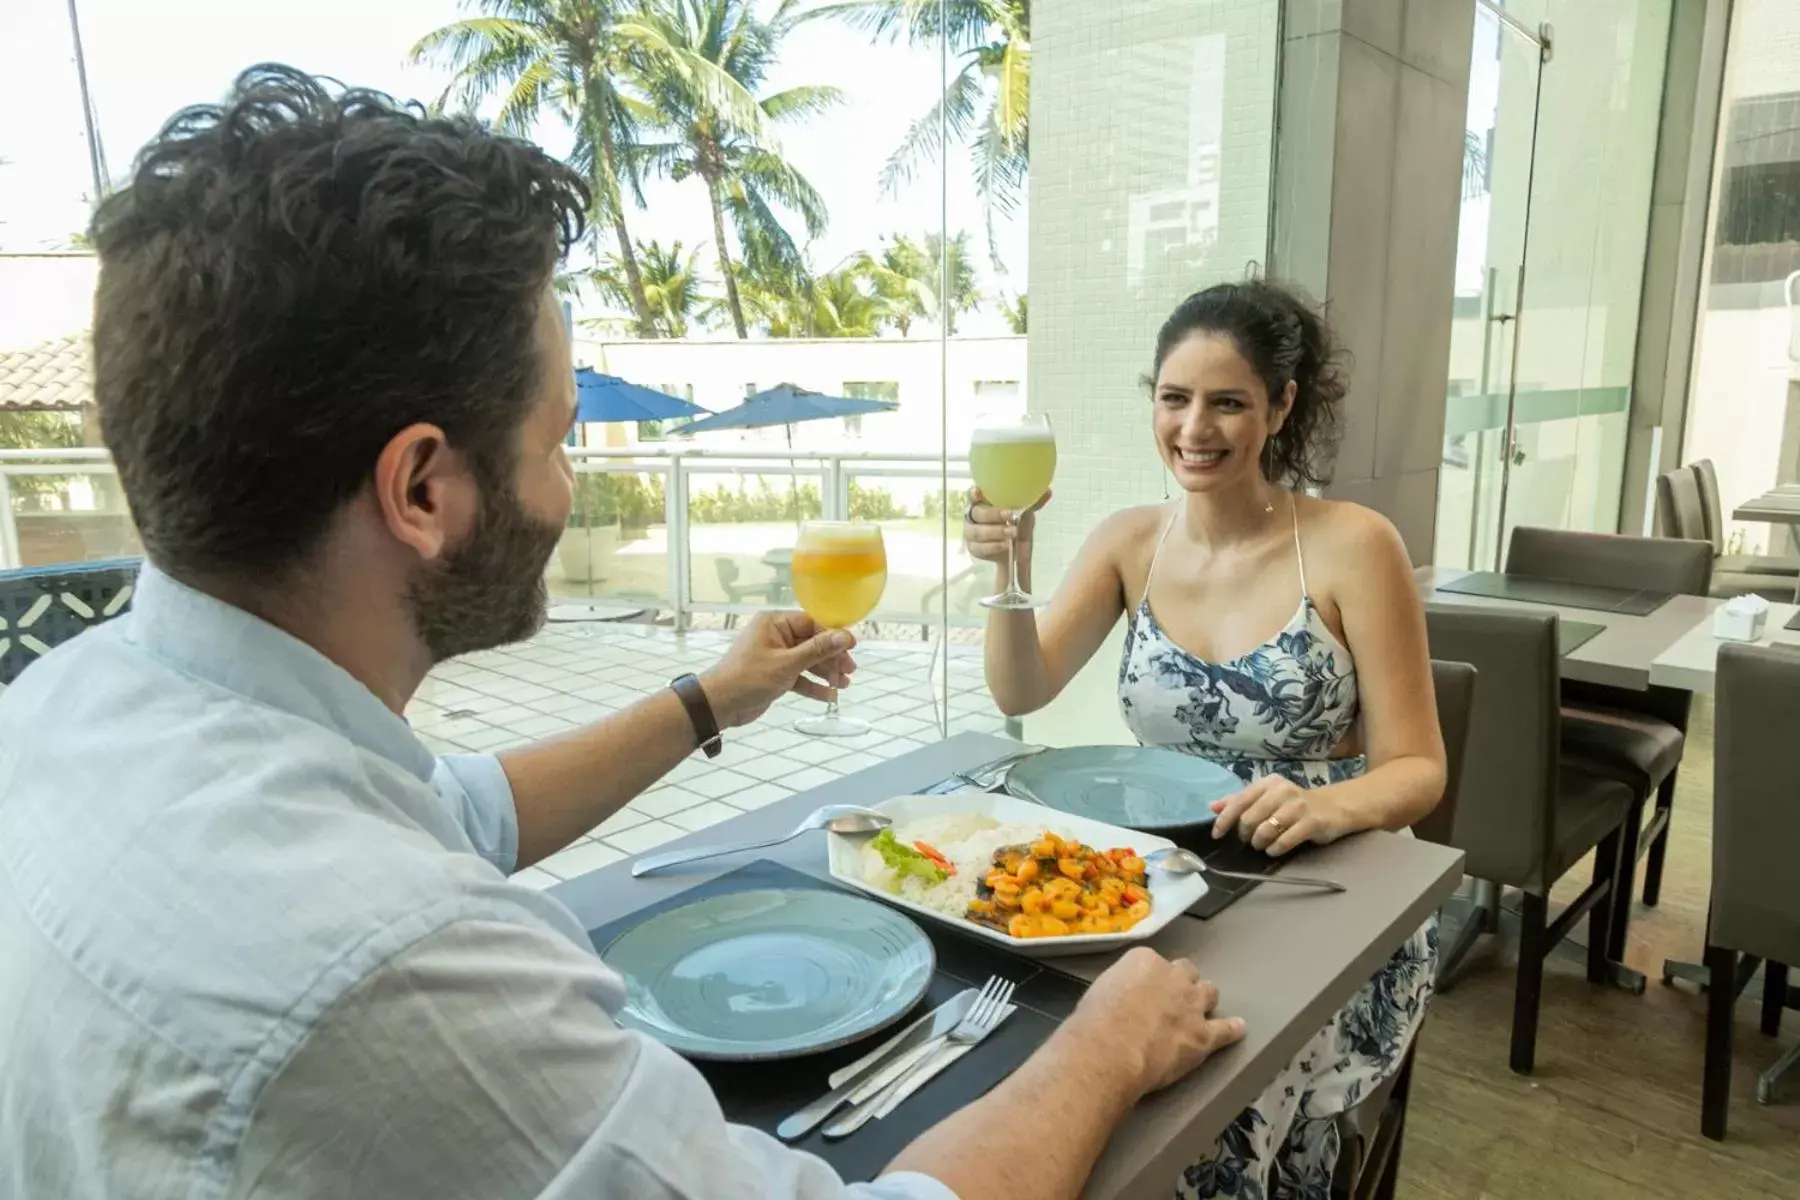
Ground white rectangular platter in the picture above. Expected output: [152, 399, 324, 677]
[825, 791, 1208, 959]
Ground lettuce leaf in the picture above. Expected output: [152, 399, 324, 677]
[871, 828, 947, 884]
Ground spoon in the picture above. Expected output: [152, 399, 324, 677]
[630, 805, 892, 877]
[1145, 846, 1346, 894]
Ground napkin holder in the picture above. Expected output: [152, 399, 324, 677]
[1712, 595, 1769, 643]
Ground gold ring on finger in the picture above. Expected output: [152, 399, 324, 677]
[1263, 816, 1285, 832]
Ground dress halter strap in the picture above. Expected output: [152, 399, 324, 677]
[1289, 492, 1309, 600]
[1141, 504, 1181, 609]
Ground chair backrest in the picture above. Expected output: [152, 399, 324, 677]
[1692, 459, 1728, 554]
[1710, 642, 1800, 966]
[1658, 466, 1711, 545]
[1423, 604, 1560, 886]
[1414, 659, 1476, 848]
[714, 557, 740, 587]
[1505, 525, 1713, 596]
[0, 558, 141, 685]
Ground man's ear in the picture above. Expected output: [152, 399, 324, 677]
[371, 423, 475, 562]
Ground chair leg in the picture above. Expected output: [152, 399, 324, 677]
[1605, 798, 1644, 964]
[1763, 963, 1790, 1037]
[1511, 892, 1550, 1075]
[1642, 771, 1677, 907]
[1703, 943, 1736, 1140]
[1588, 829, 1622, 985]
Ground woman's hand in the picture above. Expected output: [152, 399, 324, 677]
[1210, 776, 1355, 856]
[962, 486, 1050, 569]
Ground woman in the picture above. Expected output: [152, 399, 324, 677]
[965, 279, 1445, 1198]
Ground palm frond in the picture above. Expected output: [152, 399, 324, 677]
[877, 61, 983, 195]
[759, 84, 845, 124]
[735, 148, 828, 237]
[798, 0, 1001, 50]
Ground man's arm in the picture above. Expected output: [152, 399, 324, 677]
[230, 914, 946, 1200]
[492, 613, 855, 869]
[233, 918, 1240, 1200]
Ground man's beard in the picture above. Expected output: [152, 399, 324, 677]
[408, 479, 564, 664]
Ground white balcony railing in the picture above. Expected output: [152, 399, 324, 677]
[0, 447, 983, 631]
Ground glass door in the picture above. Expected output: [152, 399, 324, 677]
[1434, 2, 1549, 570]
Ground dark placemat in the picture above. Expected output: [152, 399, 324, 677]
[1170, 827, 1326, 920]
[1437, 571, 1669, 616]
[1559, 619, 1606, 657]
[586, 860, 1085, 1182]
[1785, 610, 1800, 633]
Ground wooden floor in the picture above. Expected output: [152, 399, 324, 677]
[1400, 698, 1800, 1198]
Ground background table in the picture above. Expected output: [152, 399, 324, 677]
[551, 733, 1464, 1199]
[1415, 565, 1714, 691]
[1649, 601, 1800, 694]
[1731, 492, 1800, 600]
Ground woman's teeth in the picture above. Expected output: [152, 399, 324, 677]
[1176, 448, 1227, 465]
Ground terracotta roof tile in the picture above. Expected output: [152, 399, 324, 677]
[0, 333, 92, 411]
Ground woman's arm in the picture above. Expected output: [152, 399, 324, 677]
[979, 507, 1147, 717]
[1212, 507, 1446, 853]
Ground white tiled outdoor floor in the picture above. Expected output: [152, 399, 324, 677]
[409, 621, 1009, 883]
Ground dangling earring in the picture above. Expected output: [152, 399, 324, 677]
[1263, 441, 1276, 514]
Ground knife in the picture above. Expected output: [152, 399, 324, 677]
[775, 989, 977, 1141]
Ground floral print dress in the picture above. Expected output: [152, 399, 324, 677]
[1117, 500, 1439, 1200]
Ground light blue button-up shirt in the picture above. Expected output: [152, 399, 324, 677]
[0, 565, 953, 1200]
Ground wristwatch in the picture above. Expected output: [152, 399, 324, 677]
[670, 673, 723, 759]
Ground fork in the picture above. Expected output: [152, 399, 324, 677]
[822, 976, 1017, 1139]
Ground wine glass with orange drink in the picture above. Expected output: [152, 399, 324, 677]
[789, 520, 888, 737]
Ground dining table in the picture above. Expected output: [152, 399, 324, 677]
[1415, 565, 1716, 692]
[1731, 491, 1800, 601]
[1649, 599, 1800, 694]
[550, 731, 1465, 1199]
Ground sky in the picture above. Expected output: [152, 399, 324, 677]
[0, 0, 1027, 333]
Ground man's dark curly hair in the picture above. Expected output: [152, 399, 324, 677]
[88, 63, 589, 583]
[1148, 279, 1347, 489]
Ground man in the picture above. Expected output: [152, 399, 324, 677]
[0, 66, 1244, 1199]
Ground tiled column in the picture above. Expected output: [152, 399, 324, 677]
[1271, 0, 1475, 563]
[1021, 0, 1282, 747]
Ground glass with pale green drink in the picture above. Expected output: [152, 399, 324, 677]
[969, 413, 1056, 610]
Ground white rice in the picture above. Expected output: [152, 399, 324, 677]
[859, 816, 1055, 919]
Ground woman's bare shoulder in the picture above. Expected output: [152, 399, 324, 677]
[1295, 495, 1410, 576]
[1089, 503, 1170, 556]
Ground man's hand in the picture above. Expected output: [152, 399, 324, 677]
[700, 612, 858, 729]
[1062, 947, 1246, 1098]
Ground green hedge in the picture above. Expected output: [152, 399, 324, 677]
[567, 471, 932, 528]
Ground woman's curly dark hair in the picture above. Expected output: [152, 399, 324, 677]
[1147, 279, 1347, 489]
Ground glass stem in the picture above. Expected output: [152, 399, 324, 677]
[1005, 511, 1020, 594]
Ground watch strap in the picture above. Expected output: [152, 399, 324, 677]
[670, 673, 723, 758]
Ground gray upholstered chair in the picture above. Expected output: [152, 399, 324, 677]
[1693, 458, 1800, 578]
[1701, 642, 1800, 1140]
[1659, 465, 1794, 602]
[1504, 527, 1709, 948]
[1334, 659, 1476, 1195]
[1424, 604, 1636, 1073]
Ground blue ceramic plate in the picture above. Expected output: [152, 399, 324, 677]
[602, 888, 934, 1061]
[1004, 745, 1242, 832]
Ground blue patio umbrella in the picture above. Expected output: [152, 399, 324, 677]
[573, 369, 711, 424]
[672, 383, 897, 437]
[675, 384, 900, 525]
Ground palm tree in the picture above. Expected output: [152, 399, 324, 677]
[805, 0, 1028, 259]
[737, 259, 885, 338]
[413, 0, 746, 337]
[1001, 291, 1026, 334]
[858, 230, 981, 335]
[630, 0, 840, 338]
[580, 238, 713, 337]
